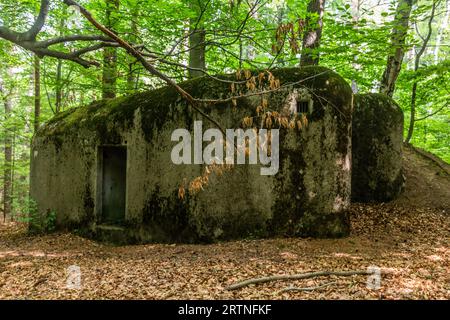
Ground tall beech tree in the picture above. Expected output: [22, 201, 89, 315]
[34, 55, 41, 132]
[188, 0, 207, 78]
[300, 0, 326, 66]
[0, 77, 12, 222]
[102, 0, 119, 98]
[405, 0, 438, 143]
[379, 0, 414, 97]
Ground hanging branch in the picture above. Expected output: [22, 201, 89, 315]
[0, 0, 117, 67]
[0, 0, 329, 135]
[62, 0, 226, 135]
[415, 104, 448, 121]
[0, 0, 227, 133]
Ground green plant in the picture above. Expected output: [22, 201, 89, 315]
[45, 210, 57, 232]
[20, 197, 57, 234]
[11, 197, 38, 224]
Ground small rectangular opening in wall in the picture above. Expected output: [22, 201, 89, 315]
[97, 146, 127, 225]
[296, 100, 311, 114]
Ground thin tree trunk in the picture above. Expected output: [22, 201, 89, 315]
[379, 0, 414, 97]
[300, 0, 326, 67]
[10, 130, 15, 220]
[55, 15, 64, 113]
[1, 88, 12, 222]
[238, 39, 243, 69]
[405, 1, 437, 143]
[188, 1, 206, 78]
[56, 59, 62, 113]
[434, 0, 449, 63]
[407, 82, 418, 143]
[102, 0, 119, 98]
[351, 0, 360, 22]
[276, 4, 286, 66]
[34, 55, 41, 132]
[127, 6, 138, 92]
[350, 0, 361, 92]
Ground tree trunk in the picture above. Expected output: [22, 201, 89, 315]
[34, 55, 41, 132]
[10, 130, 15, 220]
[1, 88, 12, 222]
[406, 81, 418, 143]
[188, 1, 206, 78]
[127, 6, 139, 92]
[56, 59, 62, 113]
[405, 1, 437, 143]
[379, 0, 414, 97]
[434, 0, 449, 63]
[300, 0, 326, 67]
[102, 0, 119, 99]
[351, 0, 360, 22]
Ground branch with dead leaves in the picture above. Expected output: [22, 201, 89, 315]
[60, 0, 229, 135]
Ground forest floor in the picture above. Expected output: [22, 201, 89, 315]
[0, 145, 449, 300]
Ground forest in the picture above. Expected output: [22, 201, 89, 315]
[0, 0, 449, 301]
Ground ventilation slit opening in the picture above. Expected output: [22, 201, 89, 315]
[296, 100, 310, 114]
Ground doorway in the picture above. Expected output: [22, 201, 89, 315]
[100, 146, 127, 224]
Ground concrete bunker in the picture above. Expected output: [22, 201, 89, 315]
[352, 93, 405, 202]
[30, 66, 353, 243]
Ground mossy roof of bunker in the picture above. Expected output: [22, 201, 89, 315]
[354, 93, 403, 114]
[353, 93, 404, 123]
[37, 66, 352, 140]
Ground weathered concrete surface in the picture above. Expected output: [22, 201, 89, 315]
[352, 93, 405, 202]
[30, 66, 353, 243]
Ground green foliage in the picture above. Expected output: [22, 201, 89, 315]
[12, 197, 57, 233]
[24, 197, 57, 234]
[12, 197, 38, 224]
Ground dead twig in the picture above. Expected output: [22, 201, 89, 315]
[225, 270, 372, 291]
[278, 281, 337, 294]
[33, 277, 47, 287]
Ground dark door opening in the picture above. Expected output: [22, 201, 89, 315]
[101, 146, 126, 224]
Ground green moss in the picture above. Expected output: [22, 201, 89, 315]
[352, 93, 404, 202]
[270, 136, 306, 235]
[36, 66, 352, 144]
[141, 186, 198, 243]
[83, 184, 95, 224]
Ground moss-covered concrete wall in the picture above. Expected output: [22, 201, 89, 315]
[30, 66, 353, 243]
[352, 93, 405, 202]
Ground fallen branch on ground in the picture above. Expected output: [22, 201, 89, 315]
[278, 281, 337, 294]
[225, 270, 373, 291]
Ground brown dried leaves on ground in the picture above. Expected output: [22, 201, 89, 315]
[0, 146, 448, 300]
[0, 203, 448, 300]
